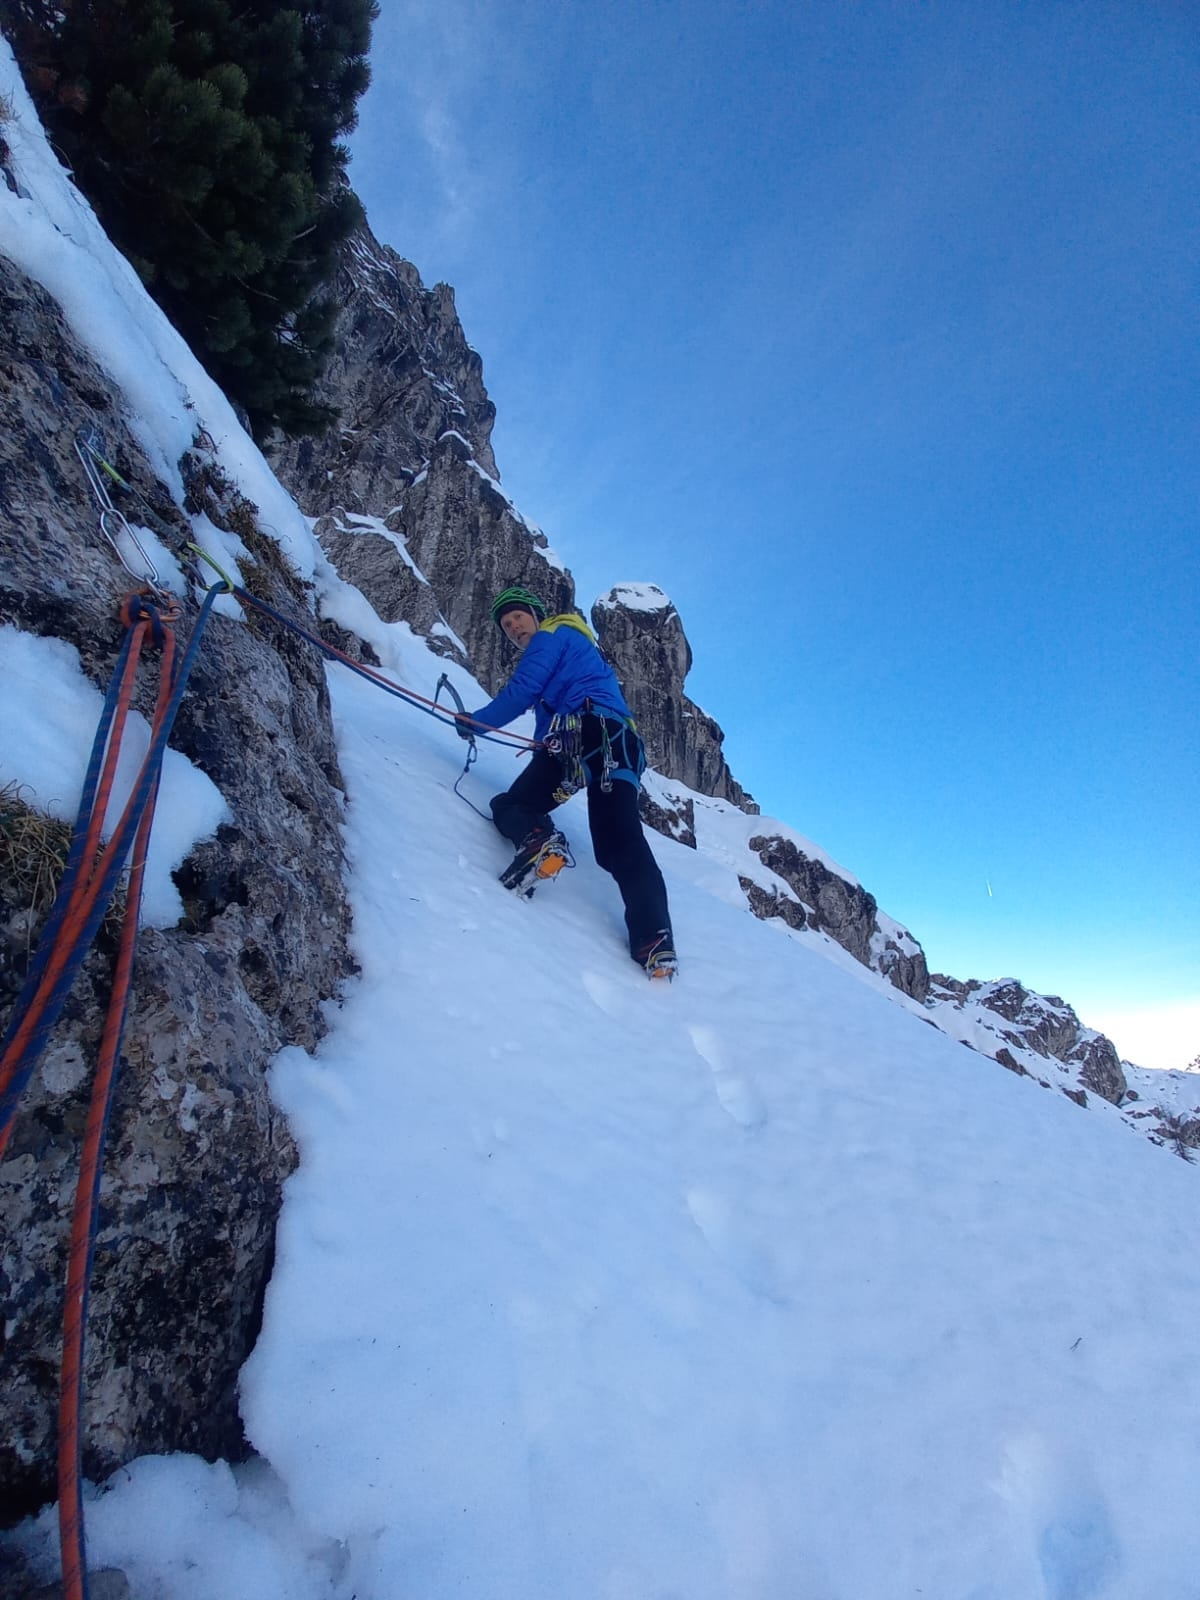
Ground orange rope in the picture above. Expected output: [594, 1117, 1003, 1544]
[0, 611, 160, 1164]
[55, 616, 178, 1600]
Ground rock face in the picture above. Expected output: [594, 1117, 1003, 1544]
[928, 977, 1127, 1104]
[0, 255, 352, 1519]
[262, 221, 575, 699]
[739, 875, 808, 932]
[306, 436, 574, 699]
[747, 833, 930, 1001]
[592, 584, 756, 813]
[262, 224, 759, 807]
[313, 510, 458, 657]
[395, 433, 573, 696]
[266, 224, 498, 513]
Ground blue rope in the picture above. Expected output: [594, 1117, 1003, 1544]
[0, 587, 222, 1145]
[2, 625, 138, 1033]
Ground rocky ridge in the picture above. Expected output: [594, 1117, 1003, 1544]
[927, 976, 1125, 1102]
[745, 831, 929, 1002]
[591, 583, 754, 812]
[267, 224, 498, 510]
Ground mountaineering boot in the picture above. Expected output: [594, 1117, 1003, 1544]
[499, 827, 572, 898]
[633, 929, 678, 981]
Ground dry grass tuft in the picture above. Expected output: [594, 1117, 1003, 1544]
[235, 506, 309, 606]
[186, 449, 307, 605]
[0, 782, 127, 945]
[0, 781, 72, 921]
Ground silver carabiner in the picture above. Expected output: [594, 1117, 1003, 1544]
[74, 427, 168, 595]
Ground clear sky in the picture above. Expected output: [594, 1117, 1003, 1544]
[345, 0, 1199, 1068]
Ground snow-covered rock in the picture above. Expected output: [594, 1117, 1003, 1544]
[592, 582, 756, 812]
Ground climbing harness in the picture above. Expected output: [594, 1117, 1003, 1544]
[595, 711, 645, 791]
[546, 705, 645, 803]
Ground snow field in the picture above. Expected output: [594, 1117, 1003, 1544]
[227, 645, 1200, 1600]
[10, 625, 1200, 1597]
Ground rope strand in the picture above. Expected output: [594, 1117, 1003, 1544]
[0, 589, 222, 1600]
[0, 588, 218, 1157]
[229, 583, 540, 751]
[57, 632, 176, 1600]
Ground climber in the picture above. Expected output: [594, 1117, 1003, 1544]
[456, 585, 676, 979]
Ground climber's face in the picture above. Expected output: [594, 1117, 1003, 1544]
[501, 608, 539, 650]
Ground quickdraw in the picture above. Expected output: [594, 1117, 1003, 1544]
[546, 711, 587, 803]
[434, 673, 495, 820]
[74, 425, 169, 598]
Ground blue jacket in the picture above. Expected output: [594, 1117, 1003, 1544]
[469, 615, 632, 744]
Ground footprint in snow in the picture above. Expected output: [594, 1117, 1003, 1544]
[581, 969, 623, 1017]
[997, 1432, 1121, 1600]
[688, 1023, 767, 1129]
[685, 1186, 789, 1304]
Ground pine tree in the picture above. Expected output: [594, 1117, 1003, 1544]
[6, 0, 377, 438]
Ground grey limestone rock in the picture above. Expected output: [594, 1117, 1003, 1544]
[265, 223, 497, 513]
[262, 220, 571, 698]
[874, 934, 932, 1003]
[592, 584, 756, 813]
[926, 976, 1127, 1105]
[639, 789, 698, 851]
[394, 431, 574, 696]
[738, 877, 807, 931]
[737, 836, 930, 1004]
[0, 256, 352, 1520]
[746, 833, 931, 1002]
[313, 509, 467, 665]
[748, 833, 872, 967]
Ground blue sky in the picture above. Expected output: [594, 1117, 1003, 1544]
[346, 1, 1198, 1066]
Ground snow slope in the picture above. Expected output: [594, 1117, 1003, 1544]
[246, 652, 1200, 1600]
[11, 615, 1200, 1599]
[4, 40, 1200, 1598]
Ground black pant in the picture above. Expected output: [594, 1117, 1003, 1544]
[490, 749, 672, 955]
